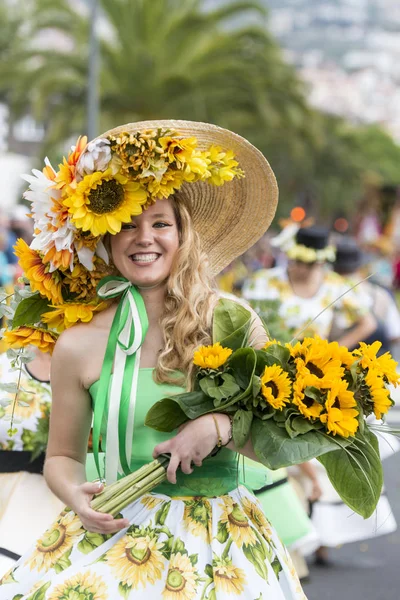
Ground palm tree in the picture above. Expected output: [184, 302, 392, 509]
[3, 0, 310, 158]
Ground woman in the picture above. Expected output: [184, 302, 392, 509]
[0, 348, 64, 576]
[0, 120, 306, 599]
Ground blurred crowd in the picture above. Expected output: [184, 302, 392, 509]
[0, 206, 33, 287]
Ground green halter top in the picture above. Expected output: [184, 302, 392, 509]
[88, 368, 241, 497]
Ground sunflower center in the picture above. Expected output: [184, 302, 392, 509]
[166, 569, 185, 592]
[88, 179, 124, 214]
[306, 361, 324, 378]
[38, 524, 66, 552]
[192, 504, 208, 522]
[332, 397, 340, 409]
[228, 506, 248, 527]
[266, 381, 279, 397]
[126, 546, 151, 565]
[303, 396, 315, 408]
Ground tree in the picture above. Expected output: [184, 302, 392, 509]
[3, 0, 310, 160]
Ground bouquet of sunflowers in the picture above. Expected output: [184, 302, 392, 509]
[144, 299, 399, 519]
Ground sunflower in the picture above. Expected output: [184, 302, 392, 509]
[219, 496, 257, 548]
[64, 169, 148, 236]
[193, 342, 232, 370]
[140, 494, 164, 511]
[292, 374, 324, 420]
[329, 341, 357, 368]
[106, 531, 164, 589]
[48, 570, 108, 600]
[293, 337, 344, 387]
[263, 339, 279, 349]
[181, 498, 212, 542]
[213, 556, 246, 595]
[26, 511, 84, 572]
[3, 326, 58, 354]
[42, 301, 109, 332]
[319, 380, 359, 437]
[108, 130, 160, 175]
[355, 341, 400, 386]
[163, 552, 199, 600]
[61, 258, 112, 301]
[260, 364, 292, 410]
[14, 239, 63, 304]
[365, 369, 393, 420]
[146, 168, 185, 201]
[241, 496, 273, 542]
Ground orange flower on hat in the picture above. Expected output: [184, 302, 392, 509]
[14, 238, 63, 304]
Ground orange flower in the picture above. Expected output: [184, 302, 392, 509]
[4, 326, 58, 354]
[14, 239, 63, 304]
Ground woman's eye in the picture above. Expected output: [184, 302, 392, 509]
[121, 223, 136, 230]
[153, 222, 170, 228]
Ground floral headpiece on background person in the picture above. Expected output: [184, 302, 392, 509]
[272, 224, 336, 264]
[0, 120, 279, 356]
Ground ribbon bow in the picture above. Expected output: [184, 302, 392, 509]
[92, 276, 149, 483]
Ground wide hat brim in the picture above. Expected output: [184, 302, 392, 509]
[99, 120, 278, 275]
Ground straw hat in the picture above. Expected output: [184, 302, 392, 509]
[100, 120, 278, 275]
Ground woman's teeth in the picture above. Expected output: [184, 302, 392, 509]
[131, 253, 159, 263]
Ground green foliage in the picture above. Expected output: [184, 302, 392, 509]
[12, 294, 52, 328]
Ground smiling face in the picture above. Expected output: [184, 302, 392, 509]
[110, 198, 180, 288]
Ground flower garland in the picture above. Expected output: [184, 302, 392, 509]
[286, 243, 336, 263]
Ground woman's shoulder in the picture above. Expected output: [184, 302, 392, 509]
[53, 304, 117, 364]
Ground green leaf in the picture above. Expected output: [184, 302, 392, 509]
[118, 583, 131, 600]
[264, 344, 290, 367]
[189, 553, 198, 566]
[290, 416, 317, 435]
[208, 589, 217, 600]
[199, 373, 240, 405]
[205, 563, 213, 578]
[26, 582, 51, 600]
[144, 397, 189, 432]
[304, 386, 324, 403]
[0, 382, 19, 393]
[77, 531, 107, 554]
[271, 557, 283, 577]
[229, 348, 257, 389]
[155, 501, 171, 526]
[318, 429, 383, 518]
[216, 521, 229, 544]
[251, 418, 350, 469]
[53, 547, 72, 573]
[252, 375, 261, 398]
[233, 409, 253, 448]
[213, 298, 251, 350]
[0, 304, 14, 319]
[12, 293, 51, 328]
[242, 543, 269, 581]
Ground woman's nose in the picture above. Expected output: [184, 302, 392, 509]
[134, 224, 153, 245]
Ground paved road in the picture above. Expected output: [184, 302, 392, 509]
[302, 430, 400, 600]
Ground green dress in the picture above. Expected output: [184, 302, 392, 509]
[0, 369, 307, 600]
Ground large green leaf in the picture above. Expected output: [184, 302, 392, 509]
[251, 418, 349, 469]
[145, 392, 216, 431]
[233, 409, 253, 448]
[12, 293, 52, 328]
[318, 429, 383, 518]
[229, 348, 257, 390]
[212, 298, 251, 350]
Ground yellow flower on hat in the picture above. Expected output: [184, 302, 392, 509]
[319, 380, 359, 437]
[3, 326, 58, 354]
[260, 364, 292, 410]
[207, 145, 244, 186]
[42, 301, 109, 332]
[15, 238, 63, 304]
[64, 168, 147, 236]
[193, 342, 232, 370]
[159, 135, 198, 165]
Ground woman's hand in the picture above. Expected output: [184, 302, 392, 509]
[153, 413, 231, 484]
[70, 481, 130, 534]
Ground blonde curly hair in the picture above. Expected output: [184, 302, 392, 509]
[155, 195, 218, 388]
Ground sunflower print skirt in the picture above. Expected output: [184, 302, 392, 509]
[0, 486, 306, 599]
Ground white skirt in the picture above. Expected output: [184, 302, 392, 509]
[0, 472, 64, 578]
[0, 486, 307, 599]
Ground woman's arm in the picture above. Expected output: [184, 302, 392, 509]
[336, 312, 377, 350]
[45, 327, 129, 533]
